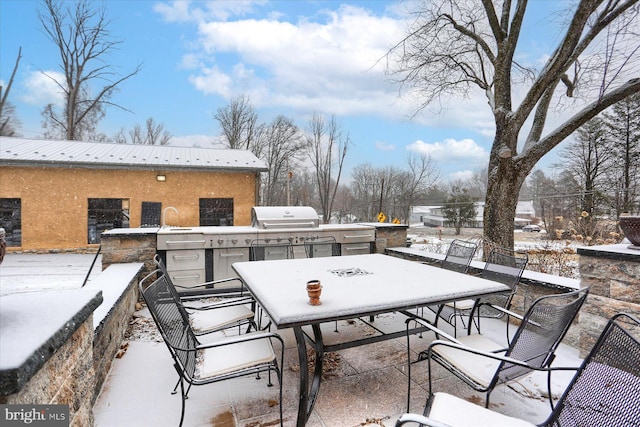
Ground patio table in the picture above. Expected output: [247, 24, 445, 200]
[232, 253, 509, 426]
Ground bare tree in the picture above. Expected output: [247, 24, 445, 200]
[114, 118, 172, 145]
[603, 94, 640, 215]
[388, 0, 640, 249]
[350, 163, 382, 221]
[557, 118, 612, 216]
[38, 0, 141, 140]
[260, 115, 305, 206]
[307, 113, 350, 223]
[392, 153, 439, 222]
[0, 48, 23, 136]
[214, 95, 260, 150]
[349, 156, 439, 223]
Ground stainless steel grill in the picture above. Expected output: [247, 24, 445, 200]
[251, 206, 320, 229]
[157, 206, 375, 289]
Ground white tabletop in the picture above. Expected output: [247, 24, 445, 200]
[232, 254, 509, 328]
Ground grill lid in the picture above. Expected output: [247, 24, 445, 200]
[251, 206, 319, 229]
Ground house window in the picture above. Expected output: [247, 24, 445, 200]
[199, 198, 233, 226]
[141, 202, 162, 227]
[0, 198, 21, 247]
[88, 198, 130, 244]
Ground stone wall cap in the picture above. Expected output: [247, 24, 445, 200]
[358, 222, 409, 230]
[0, 288, 103, 395]
[577, 243, 640, 261]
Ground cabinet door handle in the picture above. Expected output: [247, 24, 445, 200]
[220, 252, 245, 258]
[172, 254, 200, 260]
[345, 245, 370, 251]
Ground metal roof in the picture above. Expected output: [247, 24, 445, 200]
[0, 137, 268, 172]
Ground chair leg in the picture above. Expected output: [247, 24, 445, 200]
[171, 378, 180, 395]
[184, 382, 193, 399]
[178, 377, 186, 427]
[406, 321, 413, 412]
[547, 370, 555, 411]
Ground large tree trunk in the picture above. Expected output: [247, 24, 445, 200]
[484, 166, 521, 251]
[483, 131, 529, 251]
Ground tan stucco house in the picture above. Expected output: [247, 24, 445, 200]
[0, 137, 267, 251]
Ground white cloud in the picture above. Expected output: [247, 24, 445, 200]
[406, 138, 489, 164]
[449, 170, 474, 182]
[188, 66, 233, 97]
[375, 141, 395, 151]
[155, 0, 268, 23]
[170, 4, 411, 118]
[21, 70, 65, 107]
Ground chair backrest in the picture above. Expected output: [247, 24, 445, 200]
[139, 270, 198, 379]
[250, 239, 294, 261]
[305, 236, 339, 258]
[493, 288, 589, 387]
[481, 247, 528, 289]
[441, 239, 477, 273]
[154, 254, 203, 302]
[544, 313, 640, 427]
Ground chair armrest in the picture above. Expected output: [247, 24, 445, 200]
[427, 339, 579, 373]
[476, 302, 523, 321]
[182, 295, 255, 311]
[395, 413, 452, 427]
[199, 277, 245, 288]
[174, 277, 245, 291]
[406, 315, 463, 346]
[195, 330, 283, 350]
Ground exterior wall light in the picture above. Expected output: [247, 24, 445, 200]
[156, 175, 166, 182]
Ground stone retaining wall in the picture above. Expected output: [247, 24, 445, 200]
[90, 268, 141, 404]
[100, 229, 157, 279]
[368, 224, 408, 253]
[577, 245, 640, 356]
[1, 319, 94, 427]
[1, 262, 143, 427]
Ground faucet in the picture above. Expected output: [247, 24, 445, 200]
[162, 206, 179, 227]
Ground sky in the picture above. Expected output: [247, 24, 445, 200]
[0, 0, 574, 183]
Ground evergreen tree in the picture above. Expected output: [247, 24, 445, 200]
[442, 186, 477, 235]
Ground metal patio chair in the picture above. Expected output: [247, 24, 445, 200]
[438, 239, 478, 273]
[424, 240, 478, 331]
[406, 288, 589, 411]
[304, 235, 340, 258]
[250, 238, 294, 261]
[434, 247, 528, 336]
[154, 254, 257, 336]
[397, 312, 640, 427]
[139, 269, 284, 427]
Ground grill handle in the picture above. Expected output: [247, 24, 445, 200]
[165, 240, 207, 245]
[261, 221, 317, 228]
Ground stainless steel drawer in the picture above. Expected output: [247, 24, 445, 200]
[341, 243, 372, 256]
[166, 249, 205, 271]
[168, 269, 207, 289]
[157, 232, 207, 250]
[339, 229, 375, 244]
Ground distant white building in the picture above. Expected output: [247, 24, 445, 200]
[411, 200, 536, 228]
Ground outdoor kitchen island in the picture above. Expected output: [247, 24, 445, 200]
[156, 206, 376, 291]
